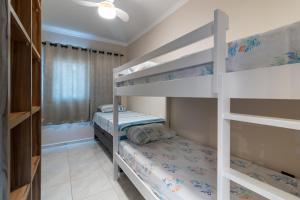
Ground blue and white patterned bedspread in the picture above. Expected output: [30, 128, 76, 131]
[93, 111, 165, 138]
[119, 136, 300, 200]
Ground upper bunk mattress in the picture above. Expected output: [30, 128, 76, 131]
[119, 136, 300, 200]
[93, 111, 165, 139]
[117, 21, 300, 87]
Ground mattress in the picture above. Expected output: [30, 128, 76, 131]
[93, 111, 165, 139]
[117, 21, 300, 87]
[119, 136, 300, 200]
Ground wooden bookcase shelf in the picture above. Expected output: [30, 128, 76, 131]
[31, 156, 40, 180]
[10, 183, 31, 200]
[32, 44, 41, 61]
[10, 0, 31, 38]
[32, 106, 40, 115]
[32, 111, 41, 158]
[32, 0, 41, 54]
[10, 6, 30, 42]
[5, 0, 42, 199]
[8, 112, 31, 129]
[10, 119, 31, 191]
[31, 111, 41, 200]
[32, 164, 41, 200]
[32, 57, 41, 107]
[10, 16, 31, 113]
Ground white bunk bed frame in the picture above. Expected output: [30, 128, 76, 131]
[112, 9, 300, 200]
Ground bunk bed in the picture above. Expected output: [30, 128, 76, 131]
[93, 110, 165, 154]
[112, 9, 300, 200]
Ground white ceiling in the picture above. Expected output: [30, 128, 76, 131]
[42, 0, 188, 46]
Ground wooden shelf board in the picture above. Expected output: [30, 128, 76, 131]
[9, 112, 30, 129]
[10, 184, 30, 200]
[31, 106, 40, 115]
[37, 0, 42, 11]
[10, 5, 31, 43]
[32, 156, 40, 180]
[32, 44, 41, 61]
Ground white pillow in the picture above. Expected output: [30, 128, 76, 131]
[98, 104, 126, 113]
[126, 123, 176, 145]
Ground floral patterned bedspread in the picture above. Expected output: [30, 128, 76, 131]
[119, 136, 300, 200]
[117, 21, 300, 87]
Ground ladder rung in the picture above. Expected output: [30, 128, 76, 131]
[225, 168, 300, 200]
[224, 113, 300, 130]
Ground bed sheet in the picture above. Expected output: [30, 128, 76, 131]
[119, 136, 300, 200]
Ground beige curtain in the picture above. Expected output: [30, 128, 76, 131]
[42, 43, 124, 125]
[43, 44, 90, 124]
[89, 52, 123, 119]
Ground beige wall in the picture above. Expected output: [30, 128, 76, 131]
[125, 97, 166, 118]
[128, 0, 300, 59]
[126, 0, 300, 177]
[170, 98, 300, 178]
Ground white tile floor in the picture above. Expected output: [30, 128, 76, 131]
[42, 140, 144, 200]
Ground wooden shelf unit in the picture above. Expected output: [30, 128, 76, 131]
[32, 55, 41, 107]
[6, 0, 42, 199]
[31, 156, 40, 180]
[32, 0, 41, 55]
[8, 112, 31, 129]
[31, 106, 40, 115]
[10, 184, 31, 200]
[9, 119, 32, 197]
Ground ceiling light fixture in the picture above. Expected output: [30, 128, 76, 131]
[74, 0, 129, 22]
[97, 2, 117, 19]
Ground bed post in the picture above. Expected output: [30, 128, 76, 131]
[165, 97, 171, 128]
[113, 71, 119, 181]
[213, 9, 230, 200]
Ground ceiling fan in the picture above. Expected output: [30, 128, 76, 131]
[73, 0, 129, 22]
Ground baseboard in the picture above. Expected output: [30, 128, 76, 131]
[42, 137, 94, 149]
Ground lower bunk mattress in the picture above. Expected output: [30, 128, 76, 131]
[119, 136, 300, 200]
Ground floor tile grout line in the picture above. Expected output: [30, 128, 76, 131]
[66, 143, 75, 200]
[42, 140, 143, 200]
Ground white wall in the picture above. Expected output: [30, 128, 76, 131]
[126, 0, 300, 177]
[42, 122, 94, 146]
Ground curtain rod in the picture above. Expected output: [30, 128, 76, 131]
[42, 41, 124, 57]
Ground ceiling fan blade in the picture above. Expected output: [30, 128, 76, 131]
[116, 8, 129, 22]
[73, 0, 100, 7]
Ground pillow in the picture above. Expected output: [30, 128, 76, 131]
[97, 104, 126, 113]
[126, 123, 176, 145]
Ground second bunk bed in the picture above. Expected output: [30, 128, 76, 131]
[112, 10, 300, 200]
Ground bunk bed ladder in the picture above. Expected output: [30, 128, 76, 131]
[214, 11, 300, 199]
[213, 8, 230, 200]
[222, 113, 300, 200]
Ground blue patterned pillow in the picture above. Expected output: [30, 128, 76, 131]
[126, 124, 176, 145]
